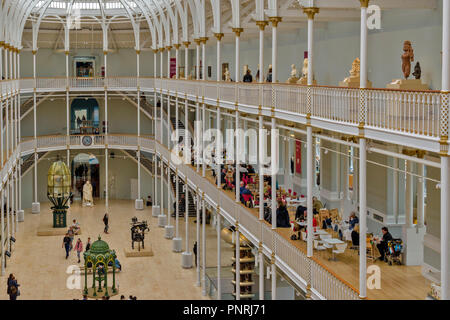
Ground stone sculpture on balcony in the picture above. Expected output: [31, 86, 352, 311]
[387, 41, 428, 90]
[224, 68, 231, 82]
[297, 58, 316, 85]
[287, 64, 299, 84]
[339, 57, 372, 88]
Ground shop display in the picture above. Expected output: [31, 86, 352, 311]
[130, 217, 150, 251]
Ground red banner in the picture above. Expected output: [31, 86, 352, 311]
[296, 141, 302, 174]
[170, 58, 176, 78]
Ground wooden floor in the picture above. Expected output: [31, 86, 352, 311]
[0, 200, 215, 300]
[203, 167, 431, 300]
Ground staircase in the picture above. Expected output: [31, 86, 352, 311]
[122, 149, 196, 217]
[20, 152, 48, 176]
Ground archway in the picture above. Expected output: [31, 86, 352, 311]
[71, 153, 100, 200]
[70, 97, 100, 134]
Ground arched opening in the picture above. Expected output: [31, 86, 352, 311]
[71, 153, 100, 200]
[70, 97, 100, 134]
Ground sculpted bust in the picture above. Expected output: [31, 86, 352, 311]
[291, 64, 298, 78]
[302, 58, 309, 78]
[402, 40, 414, 79]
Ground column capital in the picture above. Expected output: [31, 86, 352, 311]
[136, 49, 141, 55]
[214, 33, 224, 41]
[199, 37, 209, 44]
[152, 48, 158, 54]
[173, 43, 181, 50]
[159, 47, 165, 53]
[32, 50, 38, 55]
[103, 50, 108, 55]
[360, 0, 370, 8]
[268, 16, 282, 27]
[183, 41, 191, 48]
[65, 51, 70, 56]
[303, 7, 320, 20]
[255, 20, 269, 31]
[0, 41, 4, 48]
[194, 38, 201, 45]
[271, 252, 276, 264]
[165, 46, 172, 51]
[232, 28, 244, 37]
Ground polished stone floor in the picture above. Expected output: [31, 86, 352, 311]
[0, 200, 230, 300]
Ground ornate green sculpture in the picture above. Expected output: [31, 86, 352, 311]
[83, 236, 118, 298]
[47, 161, 72, 228]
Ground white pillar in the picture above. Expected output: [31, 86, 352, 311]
[195, 40, 200, 80]
[235, 110, 240, 202]
[441, 0, 450, 301]
[6, 180, 10, 252]
[184, 42, 190, 79]
[201, 39, 206, 80]
[304, 7, 319, 85]
[32, 50, 39, 213]
[0, 93, 3, 167]
[306, 125, 313, 257]
[405, 160, 414, 228]
[173, 168, 182, 252]
[167, 46, 171, 78]
[393, 156, 399, 223]
[271, 255, 276, 300]
[258, 114, 264, 220]
[359, 138, 367, 299]
[182, 180, 193, 268]
[216, 106, 222, 188]
[270, 17, 281, 83]
[201, 194, 206, 295]
[196, 191, 201, 286]
[417, 163, 425, 228]
[215, 34, 223, 81]
[1, 189, 4, 276]
[259, 244, 264, 300]
[271, 117, 277, 229]
[202, 101, 206, 177]
[233, 30, 241, 82]
[256, 21, 267, 83]
[175, 45, 180, 79]
[235, 225, 240, 300]
[160, 49, 164, 78]
[216, 207, 222, 299]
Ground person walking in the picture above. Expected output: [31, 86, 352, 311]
[63, 233, 71, 259]
[75, 238, 83, 264]
[85, 237, 91, 252]
[103, 213, 109, 234]
[7, 274, 20, 300]
[193, 241, 198, 267]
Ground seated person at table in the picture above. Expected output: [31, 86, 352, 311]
[276, 200, 291, 228]
[351, 224, 360, 247]
[312, 196, 323, 214]
[240, 183, 254, 207]
[224, 169, 235, 190]
[349, 212, 359, 230]
[247, 165, 255, 174]
[376, 227, 393, 261]
[295, 205, 307, 221]
[322, 213, 332, 229]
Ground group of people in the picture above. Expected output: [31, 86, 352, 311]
[62, 219, 83, 260]
[63, 234, 91, 263]
[6, 274, 20, 300]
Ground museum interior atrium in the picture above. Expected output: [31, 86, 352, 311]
[0, 0, 449, 301]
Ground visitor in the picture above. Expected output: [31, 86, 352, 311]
[349, 212, 359, 230]
[193, 241, 198, 267]
[312, 196, 323, 214]
[276, 199, 291, 228]
[75, 238, 83, 264]
[351, 224, 360, 247]
[7, 274, 20, 300]
[120, 295, 126, 300]
[103, 213, 109, 234]
[63, 233, 71, 259]
[266, 67, 272, 83]
[72, 219, 80, 234]
[67, 227, 75, 251]
[243, 69, 253, 82]
[85, 237, 91, 251]
[146, 195, 152, 207]
[179, 194, 186, 215]
[295, 205, 307, 222]
[377, 227, 393, 262]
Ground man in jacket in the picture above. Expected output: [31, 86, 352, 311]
[377, 227, 393, 261]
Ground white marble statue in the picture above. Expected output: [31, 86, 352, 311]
[287, 64, 299, 83]
[301, 58, 309, 78]
[82, 180, 94, 207]
[224, 68, 231, 82]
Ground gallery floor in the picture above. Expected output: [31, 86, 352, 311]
[0, 200, 234, 300]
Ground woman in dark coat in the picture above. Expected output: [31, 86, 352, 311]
[7, 274, 20, 300]
[276, 200, 291, 228]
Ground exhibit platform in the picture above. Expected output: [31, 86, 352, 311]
[387, 79, 429, 90]
[124, 245, 154, 257]
[37, 212, 82, 236]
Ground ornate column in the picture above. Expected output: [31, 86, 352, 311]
[160, 48, 164, 78]
[174, 44, 181, 79]
[216, 205, 222, 299]
[1, 188, 4, 276]
[304, 7, 319, 85]
[165, 96, 174, 239]
[271, 114, 277, 229]
[441, 0, 450, 300]
[32, 49, 39, 214]
[259, 242, 264, 300]
[271, 253, 276, 300]
[232, 28, 243, 82]
[182, 179, 193, 268]
[417, 161, 425, 228]
[216, 103, 222, 188]
[201, 192, 207, 295]
[167, 46, 172, 78]
[173, 168, 182, 252]
[184, 42, 190, 79]
[258, 112, 264, 221]
[256, 21, 268, 83]
[214, 33, 224, 81]
[235, 107, 240, 202]
[269, 17, 282, 83]
[202, 97, 206, 177]
[158, 160, 166, 227]
[358, 0, 369, 299]
[194, 39, 201, 80]
[235, 223, 240, 300]
[200, 37, 208, 80]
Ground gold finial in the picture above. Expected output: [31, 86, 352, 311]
[173, 43, 181, 50]
[255, 21, 269, 31]
[360, 0, 370, 8]
[214, 33, 224, 41]
[183, 41, 191, 48]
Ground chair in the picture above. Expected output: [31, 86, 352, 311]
[331, 243, 347, 261]
[319, 233, 332, 241]
[313, 240, 326, 252]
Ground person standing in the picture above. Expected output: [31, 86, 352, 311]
[63, 233, 71, 259]
[75, 238, 83, 264]
[103, 213, 109, 234]
[85, 237, 91, 252]
[7, 274, 20, 300]
[193, 241, 198, 267]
